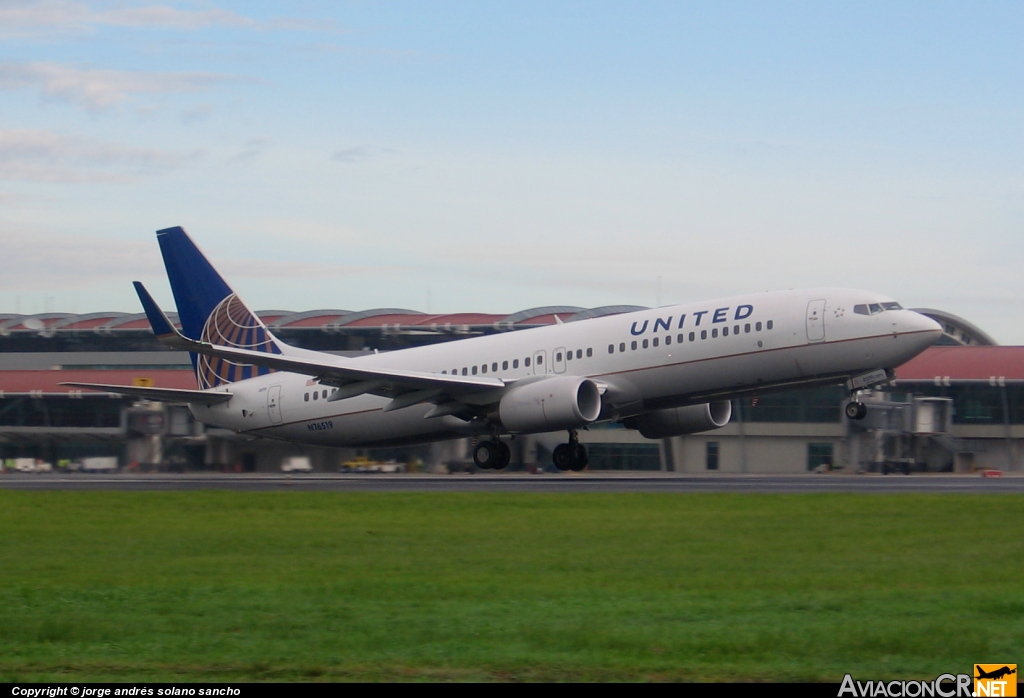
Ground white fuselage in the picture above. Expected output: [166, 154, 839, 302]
[190, 288, 942, 447]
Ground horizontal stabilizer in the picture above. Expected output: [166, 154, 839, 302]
[59, 382, 233, 405]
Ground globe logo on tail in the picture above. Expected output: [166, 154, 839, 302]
[197, 294, 281, 388]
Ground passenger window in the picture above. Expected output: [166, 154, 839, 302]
[492, 362, 498, 372]
[642, 339, 649, 349]
[619, 343, 626, 352]
[745, 323, 750, 333]
[442, 370, 447, 374]
[853, 304, 869, 315]
[452, 368, 457, 375]
[525, 357, 530, 367]
[689, 332, 695, 341]
[734, 325, 739, 334]
[631, 341, 637, 350]
[722, 327, 729, 337]
[462, 368, 467, 375]
[323, 390, 328, 399]
[608, 344, 614, 354]
[665, 335, 672, 346]
[578, 349, 584, 359]
[313, 391, 318, 400]
[701, 330, 707, 340]
[304, 393, 309, 402]
[565, 352, 571, 361]
[678, 334, 684, 343]
[502, 361, 508, 370]
[652, 337, 659, 347]
[755, 322, 762, 331]
[712, 328, 718, 338]
[767, 320, 774, 330]
[513, 359, 519, 368]
[472, 366, 478, 375]
[481, 364, 487, 373]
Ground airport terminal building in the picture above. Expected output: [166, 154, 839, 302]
[1, 305, 1020, 474]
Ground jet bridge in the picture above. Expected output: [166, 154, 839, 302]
[846, 392, 982, 472]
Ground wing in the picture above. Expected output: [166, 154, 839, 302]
[59, 382, 233, 405]
[133, 282, 506, 412]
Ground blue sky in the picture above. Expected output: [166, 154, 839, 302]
[1, 1, 1022, 340]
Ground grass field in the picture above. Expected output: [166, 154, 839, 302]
[0, 491, 1021, 682]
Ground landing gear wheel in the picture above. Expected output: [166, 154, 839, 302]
[473, 441, 499, 470]
[845, 401, 867, 420]
[495, 441, 511, 470]
[552, 443, 575, 471]
[569, 444, 589, 471]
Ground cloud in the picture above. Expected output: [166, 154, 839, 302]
[0, 229, 164, 290]
[0, 227, 390, 292]
[0, 1, 252, 37]
[226, 136, 270, 164]
[331, 147, 370, 163]
[0, 1, 341, 38]
[330, 145, 396, 163]
[180, 102, 213, 124]
[0, 128, 203, 182]
[217, 258, 397, 279]
[0, 61, 249, 110]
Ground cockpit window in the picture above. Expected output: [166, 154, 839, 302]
[855, 302, 895, 315]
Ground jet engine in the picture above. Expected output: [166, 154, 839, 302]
[499, 376, 602, 433]
[623, 401, 732, 439]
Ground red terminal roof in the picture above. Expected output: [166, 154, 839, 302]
[281, 315, 349, 328]
[893, 346, 1024, 382]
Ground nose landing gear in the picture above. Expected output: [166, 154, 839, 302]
[845, 397, 867, 420]
[473, 439, 511, 470]
[552, 430, 588, 472]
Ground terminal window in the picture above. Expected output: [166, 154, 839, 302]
[706, 442, 719, 470]
[807, 443, 833, 471]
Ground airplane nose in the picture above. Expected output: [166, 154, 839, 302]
[909, 311, 943, 342]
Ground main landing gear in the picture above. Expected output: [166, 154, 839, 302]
[473, 439, 511, 470]
[552, 430, 589, 472]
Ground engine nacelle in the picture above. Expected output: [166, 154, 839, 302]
[499, 376, 602, 433]
[624, 401, 732, 439]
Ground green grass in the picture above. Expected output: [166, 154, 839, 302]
[0, 491, 1021, 681]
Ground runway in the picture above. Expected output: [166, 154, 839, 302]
[1, 472, 1023, 493]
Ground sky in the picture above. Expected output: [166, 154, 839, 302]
[1, 1, 1022, 340]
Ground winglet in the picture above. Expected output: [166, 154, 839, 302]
[133, 281, 192, 350]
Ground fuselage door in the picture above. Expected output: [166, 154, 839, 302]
[553, 347, 567, 374]
[806, 299, 826, 343]
[268, 384, 283, 424]
[533, 350, 547, 375]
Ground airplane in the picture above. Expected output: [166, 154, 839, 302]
[64, 226, 944, 471]
[976, 666, 1017, 681]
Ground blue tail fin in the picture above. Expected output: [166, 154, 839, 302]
[156, 226, 282, 388]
